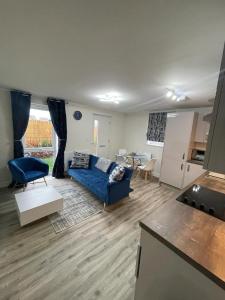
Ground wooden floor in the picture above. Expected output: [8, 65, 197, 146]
[0, 176, 177, 300]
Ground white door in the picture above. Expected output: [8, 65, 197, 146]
[93, 114, 111, 158]
[182, 163, 206, 188]
[160, 112, 195, 189]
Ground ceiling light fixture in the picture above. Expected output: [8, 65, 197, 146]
[97, 92, 122, 104]
[172, 95, 177, 101]
[166, 90, 173, 98]
[177, 95, 186, 102]
[166, 89, 186, 102]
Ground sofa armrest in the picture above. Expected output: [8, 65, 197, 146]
[107, 178, 130, 188]
[107, 179, 132, 204]
[123, 167, 133, 180]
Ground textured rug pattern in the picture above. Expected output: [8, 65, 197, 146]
[48, 183, 103, 233]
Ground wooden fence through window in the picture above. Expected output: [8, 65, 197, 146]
[25, 119, 53, 148]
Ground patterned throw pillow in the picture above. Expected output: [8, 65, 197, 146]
[109, 165, 125, 183]
[95, 157, 112, 173]
[70, 152, 90, 169]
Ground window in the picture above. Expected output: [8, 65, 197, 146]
[24, 109, 52, 148]
[146, 112, 167, 147]
[24, 108, 56, 172]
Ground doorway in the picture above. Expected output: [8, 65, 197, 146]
[93, 114, 111, 158]
[24, 106, 57, 173]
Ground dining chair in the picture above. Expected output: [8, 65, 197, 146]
[136, 159, 157, 181]
[115, 149, 127, 163]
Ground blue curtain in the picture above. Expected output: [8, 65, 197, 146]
[47, 98, 67, 178]
[10, 90, 31, 158]
[147, 112, 167, 142]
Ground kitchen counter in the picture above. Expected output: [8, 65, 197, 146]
[187, 159, 204, 166]
[140, 174, 225, 290]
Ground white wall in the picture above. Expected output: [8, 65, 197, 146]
[0, 90, 13, 187]
[65, 103, 125, 162]
[123, 112, 163, 177]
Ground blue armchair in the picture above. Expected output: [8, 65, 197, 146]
[8, 157, 49, 188]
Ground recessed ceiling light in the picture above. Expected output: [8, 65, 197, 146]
[178, 95, 186, 101]
[166, 90, 173, 98]
[172, 95, 177, 100]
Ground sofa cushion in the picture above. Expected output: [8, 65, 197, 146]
[109, 165, 125, 183]
[95, 157, 112, 173]
[68, 168, 108, 200]
[89, 155, 98, 169]
[70, 152, 90, 169]
[25, 170, 47, 182]
[108, 162, 117, 174]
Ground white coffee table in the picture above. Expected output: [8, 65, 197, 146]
[15, 187, 63, 226]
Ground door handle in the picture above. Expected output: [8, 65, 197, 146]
[181, 163, 184, 171]
[135, 245, 142, 278]
[187, 164, 190, 172]
[99, 145, 106, 148]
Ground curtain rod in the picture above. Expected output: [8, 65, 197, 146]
[0, 85, 70, 104]
[0, 85, 102, 109]
[0, 85, 32, 97]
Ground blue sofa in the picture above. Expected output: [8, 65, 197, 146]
[8, 157, 49, 186]
[68, 155, 133, 205]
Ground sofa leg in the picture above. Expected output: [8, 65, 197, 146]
[104, 202, 106, 210]
[44, 177, 47, 186]
[23, 184, 27, 192]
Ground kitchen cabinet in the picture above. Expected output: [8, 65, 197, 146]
[160, 111, 196, 189]
[182, 162, 205, 188]
[134, 224, 225, 300]
[204, 44, 225, 174]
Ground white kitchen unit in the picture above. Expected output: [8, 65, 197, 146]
[160, 112, 196, 189]
[134, 228, 225, 300]
[182, 162, 206, 188]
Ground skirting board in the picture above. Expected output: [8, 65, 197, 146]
[153, 172, 160, 178]
[0, 180, 10, 188]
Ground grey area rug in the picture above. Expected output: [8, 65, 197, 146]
[48, 183, 103, 233]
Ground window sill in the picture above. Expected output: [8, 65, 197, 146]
[146, 141, 164, 147]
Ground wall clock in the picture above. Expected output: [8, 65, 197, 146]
[73, 111, 82, 120]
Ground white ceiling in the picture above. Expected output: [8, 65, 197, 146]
[0, 0, 224, 113]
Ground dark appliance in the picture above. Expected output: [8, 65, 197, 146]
[191, 149, 205, 165]
[177, 184, 225, 221]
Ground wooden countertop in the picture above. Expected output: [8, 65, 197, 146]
[140, 174, 225, 290]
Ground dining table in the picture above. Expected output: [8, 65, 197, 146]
[126, 154, 147, 168]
